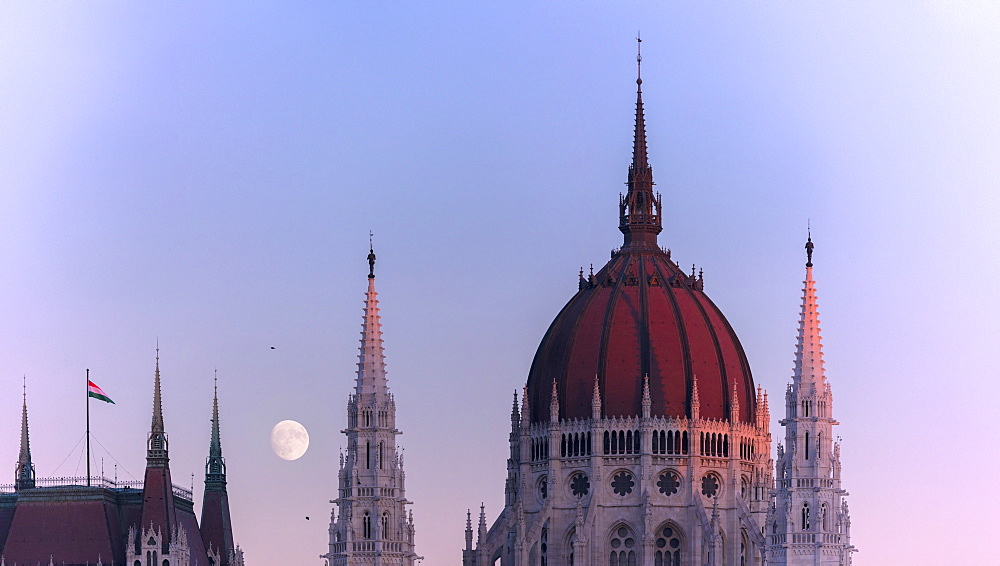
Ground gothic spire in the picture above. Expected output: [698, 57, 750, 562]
[147, 346, 169, 467]
[794, 233, 826, 389]
[357, 244, 390, 399]
[619, 34, 663, 248]
[205, 372, 227, 489]
[16, 377, 35, 490]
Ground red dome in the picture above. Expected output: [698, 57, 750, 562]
[526, 248, 756, 424]
[525, 74, 756, 425]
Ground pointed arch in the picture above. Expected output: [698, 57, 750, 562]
[607, 522, 637, 566]
[653, 521, 683, 566]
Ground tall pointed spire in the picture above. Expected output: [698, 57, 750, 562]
[15, 377, 35, 490]
[794, 233, 826, 389]
[202, 372, 236, 565]
[147, 345, 169, 467]
[205, 372, 226, 489]
[619, 33, 662, 249]
[357, 240, 389, 398]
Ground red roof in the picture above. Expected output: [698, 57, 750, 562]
[527, 248, 756, 423]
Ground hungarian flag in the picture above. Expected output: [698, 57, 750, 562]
[88, 381, 115, 404]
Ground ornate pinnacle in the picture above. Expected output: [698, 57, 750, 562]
[729, 381, 740, 422]
[691, 373, 701, 421]
[641, 374, 651, 418]
[591, 374, 602, 419]
[549, 379, 560, 423]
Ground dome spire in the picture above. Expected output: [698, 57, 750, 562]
[619, 33, 663, 249]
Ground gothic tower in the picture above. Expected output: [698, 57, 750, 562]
[324, 246, 420, 566]
[201, 377, 243, 566]
[14, 380, 35, 491]
[767, 237, 855, 565]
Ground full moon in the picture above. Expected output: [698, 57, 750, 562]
[270, 420, 309, 461]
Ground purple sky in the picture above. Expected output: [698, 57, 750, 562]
[1, 3, 998, 564]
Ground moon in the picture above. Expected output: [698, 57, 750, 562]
[271, 420, 309, 461]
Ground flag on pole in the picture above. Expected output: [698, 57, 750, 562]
[87, 381, 115, 404]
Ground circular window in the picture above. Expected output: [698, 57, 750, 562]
[657, 471, 680, 496]
[701, 474, 720, 498]
[611, 471, 635, 496]
[570, 473, 590, 497]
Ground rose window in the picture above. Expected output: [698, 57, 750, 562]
[611, 471, 635, 496]
[570, 473, 590, 497]
[657, 471, 680, 496]
[701, 474, 719, 498]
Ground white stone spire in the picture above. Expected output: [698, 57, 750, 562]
[793, 234, 826, 393]
[769, 234, 855, 565]
[356, 245, 390, 399]
[325, 244, 420, 566]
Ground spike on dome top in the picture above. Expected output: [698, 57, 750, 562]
[619, 35, 662, 250]
[368, 232, 376, 279]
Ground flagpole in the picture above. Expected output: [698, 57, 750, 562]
[86, 368, 91, 487]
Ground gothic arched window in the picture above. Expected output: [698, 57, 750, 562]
[382, 512, 389, 539]
[821, 503, 829, 531]
[363, 512, 372, 539]
[654, 525, 681, 566]
[609, 525, 636, 566]
[801, 503, 811, 531]
[540, 527, 548, 566]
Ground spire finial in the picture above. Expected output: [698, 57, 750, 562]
[805, 221, 814, 267]
[636, 32, 643, 87]
[368, 233, 376, 279]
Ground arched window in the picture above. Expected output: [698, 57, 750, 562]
[654, 525, 681, 566]
[740, 529, 749, 566]
[540, 527, 548, 566]
[604, 431, 610, 454]
[382, 512, 390, 539]
[609, 525, 636, 566]
[363, 512, 372, 539]
[804, 432, 810, 460]
[379, 441, 384, 469]
[366, 442, 371, 469]
[801, 503, 810, 531]
[821, 503, 829, 531]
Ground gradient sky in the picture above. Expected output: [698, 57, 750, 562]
[1, 3, 998, 565]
